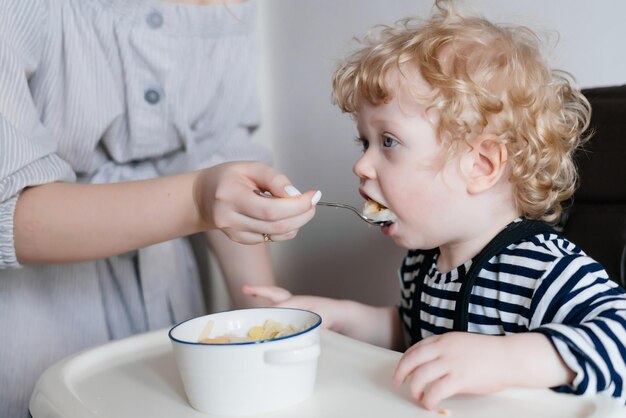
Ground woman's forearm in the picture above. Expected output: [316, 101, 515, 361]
[13, 160, 318, 265]
[14, 171, 207, 264]
[205, 229, 276, 308]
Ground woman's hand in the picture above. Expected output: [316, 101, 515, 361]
[194, 161, 320, 244]
[393, 332, 573, 410]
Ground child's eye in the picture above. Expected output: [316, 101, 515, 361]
[354, 136, 369, 152]
[382, 135, 398, 148]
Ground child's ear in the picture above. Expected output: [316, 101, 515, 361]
[459, 134, 508, 195]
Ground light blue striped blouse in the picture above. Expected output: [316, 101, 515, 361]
[0, 1, 269, 416]
[398, 222, 626, 403]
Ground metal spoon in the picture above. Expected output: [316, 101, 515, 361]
[253, 189, 392, 227]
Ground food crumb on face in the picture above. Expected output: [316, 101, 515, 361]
[438, 409, 451, 416]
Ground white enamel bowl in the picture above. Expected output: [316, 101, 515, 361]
[169, 307, 322, 416]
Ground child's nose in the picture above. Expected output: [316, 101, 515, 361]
[353, 152, 376, 180]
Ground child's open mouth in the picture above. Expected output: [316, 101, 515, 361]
[362, 199, 397, 224]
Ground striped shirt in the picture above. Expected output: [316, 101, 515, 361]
[398, 227, 626, 402]
[0, 1, 267, 416]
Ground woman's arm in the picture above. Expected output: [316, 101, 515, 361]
[205, 229, 275, 308]
[15, 171, 204, 264]
[14, 161, 318, 264]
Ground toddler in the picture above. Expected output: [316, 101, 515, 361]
[245, 0, 626, 409]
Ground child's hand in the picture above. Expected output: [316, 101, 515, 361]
[393, 332, 509, 410]
[241, 285, 344, 331]
[242, 285, 403, 349]
[195, 161, 320, 244]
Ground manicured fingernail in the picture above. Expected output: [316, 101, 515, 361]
[284, 185, 302, 196]
[311, 190, 322, 205]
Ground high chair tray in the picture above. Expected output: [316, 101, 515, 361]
[30, 329, 624, 418]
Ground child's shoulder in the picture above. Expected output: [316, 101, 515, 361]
[505, 231, 587, 264]
[495, 232, 616, 287]
[511, 230, 580, 256]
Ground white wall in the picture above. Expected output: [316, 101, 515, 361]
[247, 0, 626, 307]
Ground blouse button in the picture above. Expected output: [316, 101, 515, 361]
[146, 11, 164, 29]
[144, 89, 161, 104]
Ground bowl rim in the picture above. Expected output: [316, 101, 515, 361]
[168, 307, 323, 346]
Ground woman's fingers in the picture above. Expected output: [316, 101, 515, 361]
[244, 189, 320, 222]
[241, 161, 293, 196]
[244, 161, 318, 200]
[240, 161, 322, 209]
[219, 204, 316, 241]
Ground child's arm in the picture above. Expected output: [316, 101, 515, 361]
[396, 255, 626, 409]
[242, 285, 405, 350]
[393, 331, 573, 410]
[529, 256, 626, 401]
[13, 161, 318, 264]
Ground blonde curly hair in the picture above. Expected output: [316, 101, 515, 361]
[332, 0, 591, 223]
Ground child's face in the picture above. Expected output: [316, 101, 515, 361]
[353, 76, 470, 250]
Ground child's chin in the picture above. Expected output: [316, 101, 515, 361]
[385, 225, 420, 249]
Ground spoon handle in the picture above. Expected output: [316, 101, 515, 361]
[253, 189, 388, 226]
[316, 201, 386, 226]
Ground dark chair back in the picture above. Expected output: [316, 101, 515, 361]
[560, 85, 626, 287]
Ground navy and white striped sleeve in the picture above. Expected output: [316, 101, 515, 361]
[529, 254, 626, 401]
[0, 0, 75, 268]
